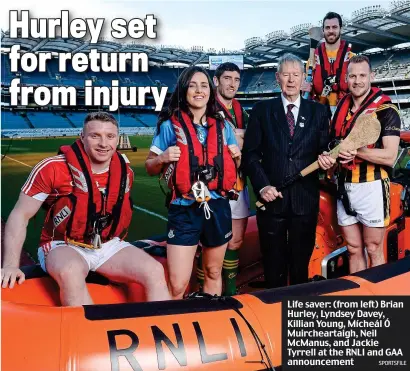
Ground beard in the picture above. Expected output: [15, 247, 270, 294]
[219, 88, 236, 100]
[325, 32, 341, 45]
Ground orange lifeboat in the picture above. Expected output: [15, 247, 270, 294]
[400, 131, 410, 144]
[2, 184, 410, 371]
[2, 257, 410, 371]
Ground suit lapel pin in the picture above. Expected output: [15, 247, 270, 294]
[300, 116, 305, 127]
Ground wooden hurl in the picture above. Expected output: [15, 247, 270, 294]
[257, 113, 381, 210]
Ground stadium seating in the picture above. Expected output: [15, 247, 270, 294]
[1, 56, 284, 93]
[1, 47, 409, 132]
[136, 113, 158, 127]
[27, 112, 72, 129]
[47, 59, 87, 87]
[1, 55, 14, 85]
[57, 111, 157, 128]
[8, 54, 406, 94]
[64, 112, 85, 128]
[401, 108, 410, 130]
[1, 111, 31, 129]
[148, 67, 181, 90]
[373, 49, 410, 80]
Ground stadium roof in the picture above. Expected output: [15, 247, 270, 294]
[244, 2, 410, 65]
[1, 1, 410, 67]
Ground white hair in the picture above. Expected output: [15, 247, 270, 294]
[277, 53, 304, 73]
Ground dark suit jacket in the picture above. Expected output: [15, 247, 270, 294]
[242, 96, 330, 215]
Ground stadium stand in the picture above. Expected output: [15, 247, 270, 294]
[27, 112, 72, 129]
[47, 59, 87, 87]
[64, 112, 86, 128]
[136, 113, 159, 127]
[401, 108, 410, 129]
[1, 2, 409, 133]
[1, 111, 31, 129]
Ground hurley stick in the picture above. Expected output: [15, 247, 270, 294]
[303, 26, 323, 99]
[256, 114, 381, 210]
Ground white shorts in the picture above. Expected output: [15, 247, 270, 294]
[38, 237, 131, 272]
[337, 179, 390, 228]
[229, 186, 251, 220]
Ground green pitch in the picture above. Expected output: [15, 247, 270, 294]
[1, 136, 168, 261]
[3, 135, 406, 263]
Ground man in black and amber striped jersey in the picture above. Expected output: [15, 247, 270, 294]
[330, 55, 401, 273]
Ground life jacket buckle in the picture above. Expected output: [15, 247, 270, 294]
[228, 189, 239, 201]
[196, 165, 215, 183]
[322, 75, 337, 97]
[192, 181, 211, 203]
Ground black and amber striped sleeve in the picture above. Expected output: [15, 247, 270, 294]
[377, 105, 401, 137]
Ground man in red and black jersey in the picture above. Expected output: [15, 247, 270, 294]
[302, 12, 354, 115]
[330, 55, 401, 273]
[1, 112, 171, 305]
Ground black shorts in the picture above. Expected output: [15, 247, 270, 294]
[167, 198, 233, 247]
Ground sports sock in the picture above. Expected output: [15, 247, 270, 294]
[223, 248, 239, 296]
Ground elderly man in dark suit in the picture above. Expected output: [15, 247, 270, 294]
[242, 53, 335, 288]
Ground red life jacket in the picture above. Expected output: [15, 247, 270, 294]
[331, 87, 392, 167]
[44, 139, 133, 245]
[312, 40, 350, 98]
[164, 110, 237, 198]
[216, 96, 244, 129]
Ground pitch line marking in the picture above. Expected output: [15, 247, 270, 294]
[132, 205, 168, 221]
[4, 156, 33, 168]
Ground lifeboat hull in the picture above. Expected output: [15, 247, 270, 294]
[2, 257, 410, 371]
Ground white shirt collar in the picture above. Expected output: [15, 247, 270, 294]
[281, 93, 301, 110]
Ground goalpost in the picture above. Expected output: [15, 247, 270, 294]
[118, 133, 137, 152]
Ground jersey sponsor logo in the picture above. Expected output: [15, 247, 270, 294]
[385, 126, 400, 131]
[53, 206, 72, 227]
[68, 164, 88, 192]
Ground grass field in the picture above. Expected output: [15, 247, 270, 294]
[1, 136, 169, 261]
[2, 135, 408, 262]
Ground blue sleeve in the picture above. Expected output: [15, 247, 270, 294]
[224, 120, 238, 146]
[150, 120, 177, 154]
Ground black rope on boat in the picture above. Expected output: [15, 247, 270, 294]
[226, 300, 275, 371]
[187, 292, 275, 370]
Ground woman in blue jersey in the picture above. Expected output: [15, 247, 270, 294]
[145, 66, 241, 299]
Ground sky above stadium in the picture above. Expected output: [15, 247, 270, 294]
[2, 0, 393, 50]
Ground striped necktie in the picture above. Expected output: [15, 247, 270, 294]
[286, 104, 295, 137]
